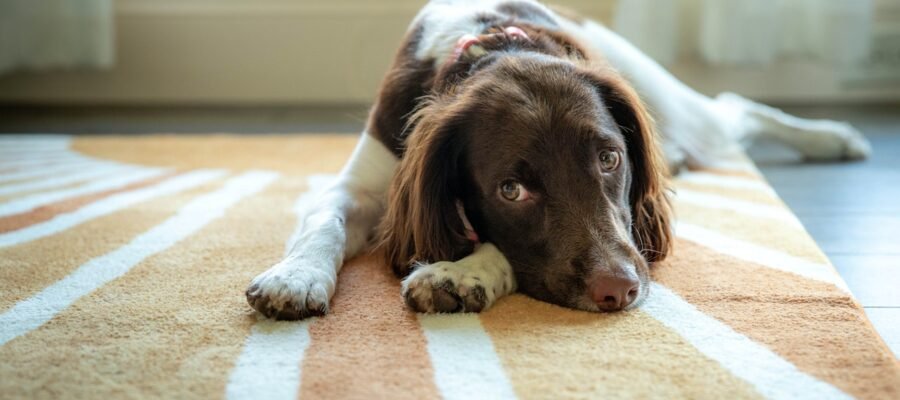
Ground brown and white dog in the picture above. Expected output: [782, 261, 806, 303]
[246, 0, 870, 319]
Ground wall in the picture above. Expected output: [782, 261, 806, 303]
[0, 0, 897, 105]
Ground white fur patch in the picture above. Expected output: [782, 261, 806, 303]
[412, 0, 559, 66]
[402, 243, 517, 313]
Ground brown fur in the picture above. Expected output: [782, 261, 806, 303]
[370, 18, 672, 310]
[586, 73, 673, 262]
[366, 24, 436, 157]
[376, 104, 475, 276]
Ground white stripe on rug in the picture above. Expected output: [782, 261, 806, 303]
[419, 314, 518, 400]
[642, 283, 852, 400]
[0, 151, 70, 160]
[0, 135, 70, 149]
[0, 145, 72, 154]
[0, 148, 71, 158]
[226, 318, 314, 400]
[0, 168, 168, 217]
[225, 175, 330, 400]
[676, 222, 850, 293]
[0, 155, 91, 170]
[0, 150, 72, 162]
[676, 171, 776, 195]
[0, 146, 71, 155]
[0, 164, 136, 197]
[0, 160, 117, 184]
[0, 169, 226, 248]
[0, 171, 278, 346]
[0, 134, 70, 141]
[675, 189, 803, 229]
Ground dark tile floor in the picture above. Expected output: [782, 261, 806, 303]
[749, 105, 900, 357]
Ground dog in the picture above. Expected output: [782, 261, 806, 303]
[245, 0, 871, 319]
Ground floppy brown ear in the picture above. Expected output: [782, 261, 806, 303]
[374, 110, 474, 276]
[594, 73, 673, 262]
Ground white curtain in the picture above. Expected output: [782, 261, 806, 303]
[0, 0, 114, 75]
[614, 0, 873, 66]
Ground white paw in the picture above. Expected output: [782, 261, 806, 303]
[793, 120, 872, 161]
[830, 121, 871, 160]
[401, 256, 513, 313]
[246, 260, 336, 320]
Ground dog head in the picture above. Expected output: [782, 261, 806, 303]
[377, 25, 672, 312]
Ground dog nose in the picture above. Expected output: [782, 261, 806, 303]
[590, 275, 640, 311]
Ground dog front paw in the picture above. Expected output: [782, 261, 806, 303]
[401, 261, 494, 313]
[246, 261, 336, 320]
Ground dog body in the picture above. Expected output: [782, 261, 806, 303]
[246, 0, 871, 319]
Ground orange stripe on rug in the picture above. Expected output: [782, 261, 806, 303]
[480, 295, 764, 399]
[299, 254, 440, 400]
[0, 171, 179, 233]
[72, 135, 359, 175]
[653, 239, 900, 399]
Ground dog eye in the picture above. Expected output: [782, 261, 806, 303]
[499, 179, 529, 202]
[599, 150, 621, 172]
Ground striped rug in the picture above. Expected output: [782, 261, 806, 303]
[1, 134, 897, 399]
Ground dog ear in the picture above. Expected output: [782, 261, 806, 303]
[593, 73, 673, 262]
[375, 109, 474, 276]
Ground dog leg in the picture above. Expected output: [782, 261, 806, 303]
[569, 20, 870, 166]
[715, 92, 871, 161]
[246, 133, 398, 319]
[402, 243, 517, 313]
